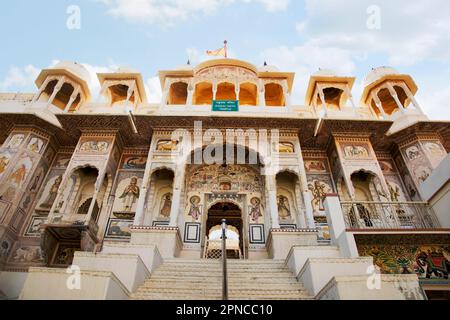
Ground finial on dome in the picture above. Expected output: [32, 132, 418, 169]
[187, 60, 190, 65]
[264, 61, 267, 66]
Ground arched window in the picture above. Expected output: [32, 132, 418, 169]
[264, 83, 285, 106]
[322, 87, 344, 110]
[167, 82, 188, 105]
[193, 82, 213, 105]
[216, 82, 236, 101]
[77, 197, 100, 220]
[239, 83, 257, 106]
[110, 84, 134, 105]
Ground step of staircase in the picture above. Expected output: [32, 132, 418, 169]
[130, 259, 314, 300]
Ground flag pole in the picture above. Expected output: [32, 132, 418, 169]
[224, 40, 228, 58]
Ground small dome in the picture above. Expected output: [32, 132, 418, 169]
[363, 66, 399, 86]
[175, 63, 194, 71]
[52, 61, 90, 84]
[115, 66, 139, 74]
[313, 68, 338, 77]
[258, 64, 279, 72]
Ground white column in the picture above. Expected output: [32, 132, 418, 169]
[187, 84, 194, 107]
[324, 195, 359, 258]
[169, 164, 185, 227]
[85, 172, 106, 224]
[294, 140, 316, 229]
[386, 83, 406, 114]
[32, 77, 51, 104]
[401, 83, 425, 114]
[235, 84, 240, 102]
[64, 85, 81, 113]
[125, 81, 136, 107]
[318, 86, 328, 118]
[294, 182, 307, 228]
[265, 173, 280, 229]
[346, 84, 358, 116]
[371, 92, 387, 119]
[212, 83, 217, 101]
[46, 76, 66, 107]
[258, 80, 266, 108]
[133, 139, 156, 226]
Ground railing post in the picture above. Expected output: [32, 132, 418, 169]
[221, 219, 228, 300]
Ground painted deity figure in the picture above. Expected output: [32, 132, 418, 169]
[188, 196, 202, 221]
[387, 182, 401, 202]
[160, 193, 172, 218]
[277, 195, 291, 219]
[309, 180, 327, 214]
[119, 177, 140, 212]
[249, 197, 262, 222]
[41, 175, 62, 209]
[0, 155, 10, 175]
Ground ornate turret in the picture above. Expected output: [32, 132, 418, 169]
[32, 61, 91, 112]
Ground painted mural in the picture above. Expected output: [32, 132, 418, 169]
[0, 151, 12, 180]
[359, 245, 450, 280]
[304, 160, 327, 173]
[122, 156, 147, 170]
[27, 137, 44, 154]
[79, 140, 109, 153]
[53, 154, 71, 168]
[249, 197, 263, 223]
[187, 164, 263, 193]
[187, 195, 202, 221]
[307, 176, 333, 216]
[342, 144, 370, 159]
[0, 153, 34, 202]
[6, 134, 25, 149]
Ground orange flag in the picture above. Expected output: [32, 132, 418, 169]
[206, 41, 228, 58]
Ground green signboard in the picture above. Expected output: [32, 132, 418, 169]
[212, 100, 239, 112]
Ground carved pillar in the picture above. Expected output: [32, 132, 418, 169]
[64, 85, 81, 112]
[85, 172, 106, 224]
[133, 139, 156, 226]
[400, 83, 424, 114]
[346, 84, 358, 115]
[317, 85, 328, 118]
[371, 92, 387, 119]
[32, 77, 51, 104]
[46, 76, 65, 107]
[258, 81, 265, 107]
[386, 83, 406, 114]
[265, 173, 280, 229]
[169, 164, 185, 227]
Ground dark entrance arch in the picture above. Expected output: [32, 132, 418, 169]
[206, 202, 243, 258]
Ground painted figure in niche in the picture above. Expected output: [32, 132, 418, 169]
[118, 177, 140, 212]
[188, 196, 202, 221]
[387, 182, 401, 202]
[344, 145, 369, 158]
[27, 138, 43, 153]
[249, 197, 262, 222]
[277, 195, 291, 219]
[219, 182, 232, 191]
[80, 141, 109, 152]
[123, 156, 147, 170]
[160, 193, 172, 218]
[0, 155, 10, 176]
[424, 142, 445, 157]
[55, 156, 70, 168]
[7, 134, 25, 149]
[305, 160, 326, 172]
[308, 180, 329, 214]
[41, 175, 62, 209]
[406, 146, 421, 161]
[276, 142, 295, 153]
[156, 140, 178, 151]
[379, 161, 394, 172]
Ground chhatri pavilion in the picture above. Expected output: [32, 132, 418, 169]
[0, 58, 449, 300]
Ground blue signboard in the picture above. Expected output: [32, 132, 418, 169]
[212, 100, 239, 112]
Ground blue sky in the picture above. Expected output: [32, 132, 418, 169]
[1, 0, 450, 119]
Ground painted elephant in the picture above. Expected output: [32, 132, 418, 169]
[415, 250, 450, 279]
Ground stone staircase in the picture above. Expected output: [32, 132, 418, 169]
[131, 259, 313, 300]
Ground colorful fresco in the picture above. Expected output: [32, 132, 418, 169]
[187, 164, 263, 193]
[6, 134, 25, 149]
[358, 245, 450, 280]
[105, 218, 133, 239]
[304, 160, 327, 173]
[122, 156, 147, 170]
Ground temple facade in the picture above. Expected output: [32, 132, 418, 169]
[0, 59, 449, 300]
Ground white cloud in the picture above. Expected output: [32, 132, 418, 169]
[97, 0, 289, 26]
[261, 44, 356, 103]
[146, 76, 162, 103]
[417, 86, 450, 120]
[0, 65, 40, 91]
[299, 0, 450, 66]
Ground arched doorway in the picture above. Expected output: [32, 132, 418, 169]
[205, 202, 244, 259]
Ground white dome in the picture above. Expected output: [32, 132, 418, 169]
[258, 64, 279, 72]
[53, 61, 90, 83]
[364, 66, 399, 86]
[176, 64, 194, 71]
[313, 68, 338, 77]
[115, 66, 139, 74]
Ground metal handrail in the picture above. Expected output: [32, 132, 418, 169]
[221, 219, 228, 300]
